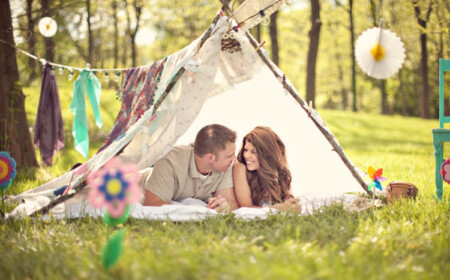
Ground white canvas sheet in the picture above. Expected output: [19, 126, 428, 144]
[175, 65, 363, 197]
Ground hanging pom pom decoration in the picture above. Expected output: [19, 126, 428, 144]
[440, 158, 450, 184]
[68, 69, 74, 81]
[114, 72, 121, 83]
[0, 152, 17, 213]
[221, 29, 242, 54]
[38, 17, 58, 37]
[355, 19, 405, 79]
[104, 72, 110, 83]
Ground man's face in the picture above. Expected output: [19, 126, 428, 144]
[211, 142, 236, 172]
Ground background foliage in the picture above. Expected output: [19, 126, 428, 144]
[10, 0, 449, 117]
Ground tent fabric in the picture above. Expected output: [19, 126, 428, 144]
[34, 63, 65, 166]
[7, 14, 366, 220]
[99, 59, 166, 152]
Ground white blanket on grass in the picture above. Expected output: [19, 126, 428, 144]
[5, 195, 358, 221]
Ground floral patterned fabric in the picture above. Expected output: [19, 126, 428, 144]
[99, 59, 166, 152]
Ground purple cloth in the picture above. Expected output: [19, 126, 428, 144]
[34, 63, 64, 166]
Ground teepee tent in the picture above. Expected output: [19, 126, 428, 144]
[7, 0, 369, 219]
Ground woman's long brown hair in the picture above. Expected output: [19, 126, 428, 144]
[237, 127, 292, 205]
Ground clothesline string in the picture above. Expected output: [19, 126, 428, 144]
[0, 38, 131, 73]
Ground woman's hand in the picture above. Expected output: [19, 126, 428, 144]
[274, 197, 301, 213]
[206, 195, 231, 213]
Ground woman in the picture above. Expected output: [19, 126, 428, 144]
[233, 126, 301, 212]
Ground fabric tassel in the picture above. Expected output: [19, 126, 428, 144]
[70, 70, 103, 158]
[34, 63, 65, 166]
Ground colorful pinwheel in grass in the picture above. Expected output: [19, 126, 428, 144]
[0, 151, 16, 191]
[87, 157, 141, 218]
[440, 158, 450, 184]
[367, 166, 387, 192]
[87, 157, 141, 270]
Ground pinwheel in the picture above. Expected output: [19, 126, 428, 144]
[87, 157, 140, 219]
[367, 166, 387, 206]
[87, 157, 141, 269]
[0, 151, 17, 213]
[355, 20, 405, 79]
[440, 158, 450, 184]
[367, 166, 386, 192]
[0, 152, 16, 190]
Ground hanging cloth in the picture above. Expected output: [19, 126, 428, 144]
[70, 70, 103, 158]
[34, 63, 65, 166]
[98, 58, 165, 152]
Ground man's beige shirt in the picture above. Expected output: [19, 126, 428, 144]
[142, 144, 233, 202]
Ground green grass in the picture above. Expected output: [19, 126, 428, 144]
[0, 80, 449, 279]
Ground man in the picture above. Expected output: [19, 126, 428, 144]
[141, 124, 238, 212]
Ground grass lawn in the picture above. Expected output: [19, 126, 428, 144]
[0, 81, 448, 279]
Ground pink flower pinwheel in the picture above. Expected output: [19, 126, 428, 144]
[87, 157, 141, 218]
[0, 151, 17, 190]
[440, 159, 450, 184]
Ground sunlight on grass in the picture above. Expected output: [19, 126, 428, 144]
[1, 83, 449, 279]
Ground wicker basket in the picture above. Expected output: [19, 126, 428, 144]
[386, 181, 418, 204]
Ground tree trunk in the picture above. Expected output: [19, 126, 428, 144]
[0, 0, 39, 169]
[306, 0, 321, 106]
[414, 1, 432, 119]
[269, 11, 279, 66]
[123, 0, 130, 67]
[126, 0, 143, 67]
[26, 0, 37, 84]
[87, 0, 94, 66]
[112, 0, 119, 69]
[398, 71, 407, 116]
[41, 0, 54, 62]
[380, 80, 388, 114]
[256, 25, 261, 43]
[349, 0, 357, 112]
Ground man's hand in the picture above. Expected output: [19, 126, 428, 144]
[206, 195, 231, 213]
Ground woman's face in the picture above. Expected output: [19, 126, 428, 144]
[243, 141, 259, 171]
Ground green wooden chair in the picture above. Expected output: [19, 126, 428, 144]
[432, 58, 450, 200]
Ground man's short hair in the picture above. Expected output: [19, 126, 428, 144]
[194, 124, 236, 157]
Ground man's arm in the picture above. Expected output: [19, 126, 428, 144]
[143, 190, 172, 206]
[140, 158, 175, 206]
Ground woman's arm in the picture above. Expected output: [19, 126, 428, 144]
[232, 162, 255, 207]
[233, 162, 301, 212]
